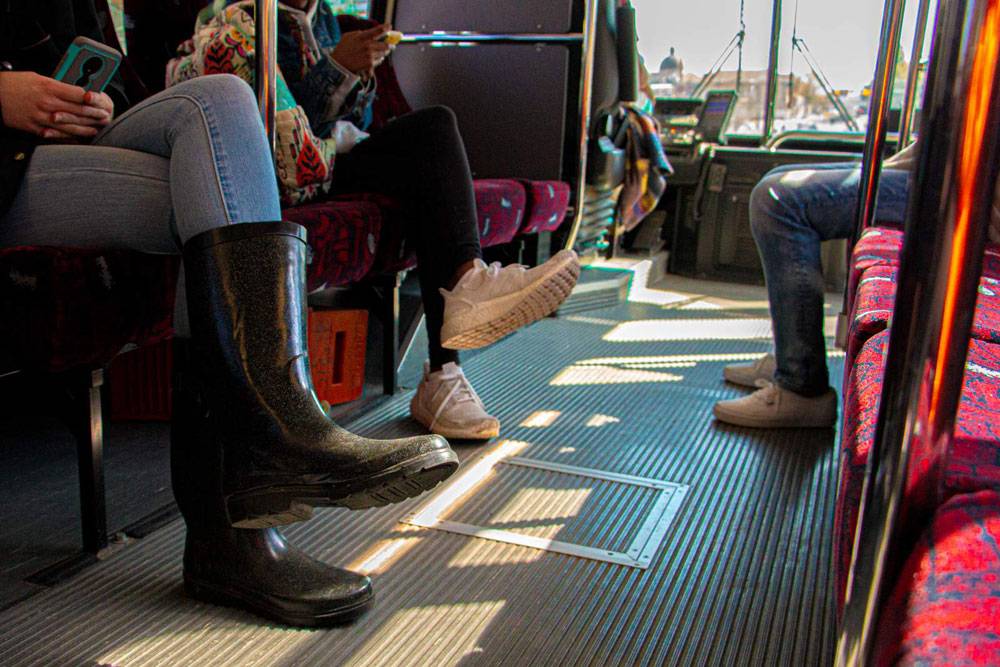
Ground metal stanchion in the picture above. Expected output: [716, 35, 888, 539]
[255, 0, 278, 155]
[897, 0, 934, 150]
[761, 0, 783, 143]
[836, 0, 1000, 663]
[563, 0, 600, 252]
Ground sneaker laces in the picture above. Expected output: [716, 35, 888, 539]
[430, 370, 486, 429]
[752, 379, 780, 406]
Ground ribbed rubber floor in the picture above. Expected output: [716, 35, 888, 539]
[0, 290, 841, 666]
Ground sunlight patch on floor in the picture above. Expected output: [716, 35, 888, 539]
[585, 414, 621, 428]
[604, 318, 773, 342]
[344, 601, 507, 667]
[489, 487, 593, 526]
[519, 411, 562, 428]
[550, 365, 685, 386]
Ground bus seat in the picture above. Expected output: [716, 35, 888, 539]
[517, 180, 572, 236]
[851, 226, 1000, 298]
[872, 489, 1000, 666]
[835, 330, 1000, 610]
[279, 198, 382, 292]
[0, 248, 176, 374]
[846, 266, 1000, 371]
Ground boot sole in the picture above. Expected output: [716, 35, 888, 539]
[226, 448, 460, 529]
[441, 254, 580, 350]
[184, 576, 372, 627]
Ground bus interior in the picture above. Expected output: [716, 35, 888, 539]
[0, 0, 998, 664]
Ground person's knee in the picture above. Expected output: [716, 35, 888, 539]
[173, 74, 257, 113]
[749, 174, 784, 238]
[410, 105, 459, 136]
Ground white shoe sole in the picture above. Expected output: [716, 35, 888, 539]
[410, 398, 500, 440]
[441, 251, 581, 350]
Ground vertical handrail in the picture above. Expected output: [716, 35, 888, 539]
[836, 0, 1000, 664]
[255, 0, 278, 155]
[761, 0, 783, 143]
[897, 0, 934, 150]
[850, 0, 907, 249]
[563, 0, 601, 251]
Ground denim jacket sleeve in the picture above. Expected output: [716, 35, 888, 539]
[287, 52, 376, 137]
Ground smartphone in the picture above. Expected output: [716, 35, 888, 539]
[379, 30, 404, 45]
[52, 36, 122, 93]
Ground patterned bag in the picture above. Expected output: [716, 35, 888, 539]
[166, 1, 337, 206]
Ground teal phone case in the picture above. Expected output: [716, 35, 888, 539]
[52, 36, 122, 93]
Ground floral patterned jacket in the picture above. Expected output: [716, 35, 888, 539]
[167, 0, 376, 206]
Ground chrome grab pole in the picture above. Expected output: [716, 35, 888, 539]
[255, 0, 278, 155]
[850, 0, 907, 248]
[836, 0, 1000, 664]
[897, 0, 934, 150]
[563, 0, 600, 252]
[761, 0, 783, 143]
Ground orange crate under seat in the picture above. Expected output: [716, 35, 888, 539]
[307, 308, 368, 406]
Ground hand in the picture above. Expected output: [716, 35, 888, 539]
[0, 71, 113, 140]
[330, 24, 393, 76]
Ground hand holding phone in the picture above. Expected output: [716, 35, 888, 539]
[0, 70, 111, 139]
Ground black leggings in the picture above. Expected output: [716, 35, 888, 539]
[331, 106, 483, 368]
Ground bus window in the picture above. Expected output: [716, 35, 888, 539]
[633, 0, 936, 140]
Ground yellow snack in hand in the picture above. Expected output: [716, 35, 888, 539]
[383, 30, 403, 46]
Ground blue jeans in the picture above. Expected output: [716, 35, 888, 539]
[0, 75, 281, 332]
[750, 162, 911, 396]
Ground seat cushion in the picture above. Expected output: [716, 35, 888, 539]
[0, 247, 177, 373]
[848, 265, 1000, 369]
[347, 180, 528, 276]
[518, 180, 571, 235]
[850, 226, 1000, 299]
[281, 198, 381, 291]
[474, 179, 526, 247]
[835, 331, 1000, 609]
[873, 490, 1000, 666]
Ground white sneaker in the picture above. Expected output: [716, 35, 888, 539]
[410, 362, 500, 440]
[723, 353, 777, 387]
[440, 250, 581, 350]
[712, 380, 837, 428]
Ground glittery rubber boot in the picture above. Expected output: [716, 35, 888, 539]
[171, 368, 373, 627]
[178, 222, 458, 529]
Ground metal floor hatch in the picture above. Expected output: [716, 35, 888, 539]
[0, 278, 843, 667]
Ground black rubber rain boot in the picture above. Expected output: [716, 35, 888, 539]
[180, 222, 458, 528]
[172, 363, 373, 627]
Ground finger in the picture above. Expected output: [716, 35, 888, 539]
[40, 97, 110, 120]
[40, 127, 74, 140]
[51, 111, 110, 127]
[360, 24, 388, 39]
[84, 91, 114, 114]
[46, 123, 99, 138]
[44, 78, 89, 104]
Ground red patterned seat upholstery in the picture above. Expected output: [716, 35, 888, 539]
[518, 180, 571, 235]
[280, 198, 381, 292]
[873, 490, 1000, 666]
[0, 247, 177, 373]
[835, 331, 1000, 609]
[847, 265, 1000, 369]
[851, 226, 1000, 298]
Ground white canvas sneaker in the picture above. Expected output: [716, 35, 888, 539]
[722, 353, 777, 388]
[440, 250, 581, 350]
[410, 362, 501, 440]
[712, 380, 837, 429]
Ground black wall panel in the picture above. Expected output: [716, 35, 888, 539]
[393, 0, 575, 34]
[392, 43, 570, 181]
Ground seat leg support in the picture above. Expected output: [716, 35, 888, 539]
[74, 369, 108, 554]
